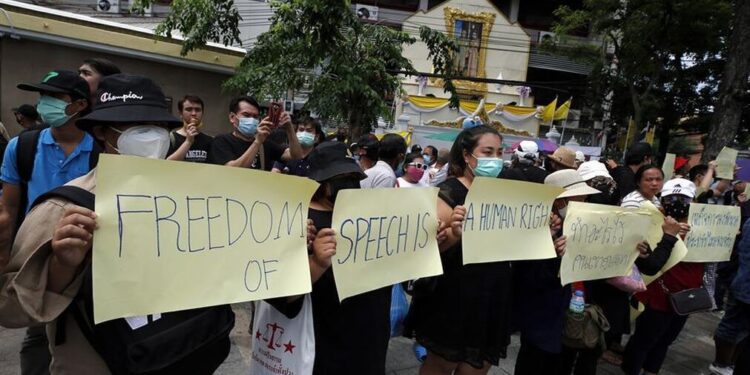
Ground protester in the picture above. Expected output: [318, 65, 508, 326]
[352, 134, 379, 170]
[167, 95, 213, 163]
[724, 219, 750, 375]
[690, 163, 716, 203]
[429, 148, 451, 187]
[12, 104, 43, 130]
[546, 146, 578, 173]
[405, 125, 512, 375]
[621, 164, 664, 209]
[421, 145, 438, 185]
[513, 169, 599, 374]
[396, 152, 429, 188]
[509, 140, 548, 183]
[77, 58, 121, 100]
[607, 142, 653, 197]
[360, 133, 406, 189]
[575, 151, 585, 167]
[271, 117, 322, 176]
[267, 141, 391, 374]
[210, 96, 303, 171]
[0, 74, 234, 375]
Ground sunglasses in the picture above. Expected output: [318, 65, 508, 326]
[408, 163, 428, 170]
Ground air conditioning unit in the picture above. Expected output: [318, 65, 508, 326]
[96, 0, 152, 16]
[538, 31, 556, 44]
[355, 4, 379, 21]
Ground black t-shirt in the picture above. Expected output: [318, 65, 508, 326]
[168, 131, 214, 163]
[272, 157, 311, 177]
[210, 133, 285, 171]
[611, 165, 637, 197]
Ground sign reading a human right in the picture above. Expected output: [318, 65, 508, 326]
[683, 203, 741, 262]
[461, 178, 564, 264]
[560, 202, 653, 285]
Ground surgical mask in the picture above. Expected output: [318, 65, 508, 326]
[353, 155, 361, 163]
[557, 205, 568, 219]
[37, 95, 75, 128]
[109, 125, 170, 159]
[471, 154, 503, 177]
[328, 178, 360, 204]
[407, 166, 425, 182]
[238, 117, 258, 137]
[296, 131, 315, 147]
[423, 155, 432, 165]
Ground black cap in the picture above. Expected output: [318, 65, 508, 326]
[18, 70, 90, 101]
[308, 142, 366, 182]
[76, 74, 181, 130]
[627, 142, 653, 158]
[12, 104, 39, 119]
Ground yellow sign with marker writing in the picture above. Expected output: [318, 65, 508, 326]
[330, 188, 443, 301]
[462, 178, 565, 264]
[560, 202, 653, 285]
[716, 147, 738, 179]
[683, 203, 741, 262]
[93, 155, 318, 323]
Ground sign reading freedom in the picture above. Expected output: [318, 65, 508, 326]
[462, 178, 564, 264]
[93, 155, 318, 323]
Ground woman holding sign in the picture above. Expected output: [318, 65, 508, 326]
[404, 125, 513, 375]
[265, 142, 392, 375]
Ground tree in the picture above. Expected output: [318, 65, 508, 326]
[703, 0, 750, 160]
[135, 0, 459, 141]
[551, 0, 731, 153]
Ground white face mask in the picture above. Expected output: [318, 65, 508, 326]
[557, 205, 568, 219]
[109, 125, 170, 159]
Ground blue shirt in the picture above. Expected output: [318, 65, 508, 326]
[1, 128, 94, 213]
[733, 220, 750, 304]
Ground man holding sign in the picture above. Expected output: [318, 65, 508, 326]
[0, 75, 235, 374]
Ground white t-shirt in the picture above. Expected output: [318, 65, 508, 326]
[621, 190, 661, 209]
[397, 177, 429, 188]
[360, 161, 397, 189]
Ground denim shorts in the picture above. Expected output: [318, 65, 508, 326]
[715, 294, 750, 343]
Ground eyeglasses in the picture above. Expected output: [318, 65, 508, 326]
[408, 163, 428, 170]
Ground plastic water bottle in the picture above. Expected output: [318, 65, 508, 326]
[569, 290, 585, 315]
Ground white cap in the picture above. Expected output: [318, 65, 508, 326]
[575, 151, 585, 163]
[515, 140, 539, 160]
[578, 161, 611, 181]
[661, 178, 696, 199]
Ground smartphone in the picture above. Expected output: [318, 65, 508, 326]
[269, 102, 283, 127]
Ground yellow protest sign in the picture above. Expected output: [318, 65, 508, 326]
[93, 155, 318, 324]
[462, 178, 564, 264]
[683, 203, 741, 262]
[560, 202, 652, 285]
[331, 188, 442, 301]
[662, 153, 676, 181]
[716, 147, 738, 179]
[640, 202, 687, 285]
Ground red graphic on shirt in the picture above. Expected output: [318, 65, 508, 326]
[255, 321, 295, 355]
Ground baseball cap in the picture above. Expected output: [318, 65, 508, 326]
[18, 70, 90, 101]
[661, 178, 696, 199]
[578, 161, 612, 181]
[515, 140, 539, 160]
[575, 151, 585, 163]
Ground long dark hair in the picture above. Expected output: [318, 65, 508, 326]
[449, 125, 501, 177]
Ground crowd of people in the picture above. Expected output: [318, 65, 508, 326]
[0, 58, 747, 375]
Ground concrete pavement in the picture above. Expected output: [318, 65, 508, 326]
[0, 304, 724, 375]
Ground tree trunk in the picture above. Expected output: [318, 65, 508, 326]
[703, 0, 750, 162]
[348, 110, 363, 144]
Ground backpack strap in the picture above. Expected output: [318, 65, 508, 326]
[31, 185, 95, 211]
[17, 129, 42, 184]
[89, 140, 101, 171]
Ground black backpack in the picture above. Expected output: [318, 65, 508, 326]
[31, 186, 235, 375]
[15, 129, 101, 231]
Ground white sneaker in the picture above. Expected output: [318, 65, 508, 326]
[709, 363, 734, 375]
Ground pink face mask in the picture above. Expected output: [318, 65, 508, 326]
[407, 166, 425, 182]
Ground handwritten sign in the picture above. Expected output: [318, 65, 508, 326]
[560, 202, 653, 285]
[662, 153, 676, 181]
[94, 155, 318, 323]
[640, 202, 687, 285]
[716, 147, 738, 179]
[683, 203, 741, 262]
[461, 178, 564, 264]
[331, 188, 442, 301]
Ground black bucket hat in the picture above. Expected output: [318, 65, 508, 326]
[308, 142, 366, 182]
[76, 74, 181, 130]
[18, 70, 90, 101]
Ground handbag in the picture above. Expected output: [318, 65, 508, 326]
[607, 266, 647, 294]
[658, 280, 713, 316]
[250, 295, 315, 375]
[562, 304, 610, 350]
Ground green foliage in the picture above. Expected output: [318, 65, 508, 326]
[418, 26, 460, 108]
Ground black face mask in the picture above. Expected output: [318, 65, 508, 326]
[328, 178, 361, 204]
[662, 199, 690, 219]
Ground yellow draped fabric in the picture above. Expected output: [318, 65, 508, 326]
[406, 96, 450, 109]
[554, 98, 572, 120]
[459, 101, 496, 115]
[502, 106, 538, 116]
